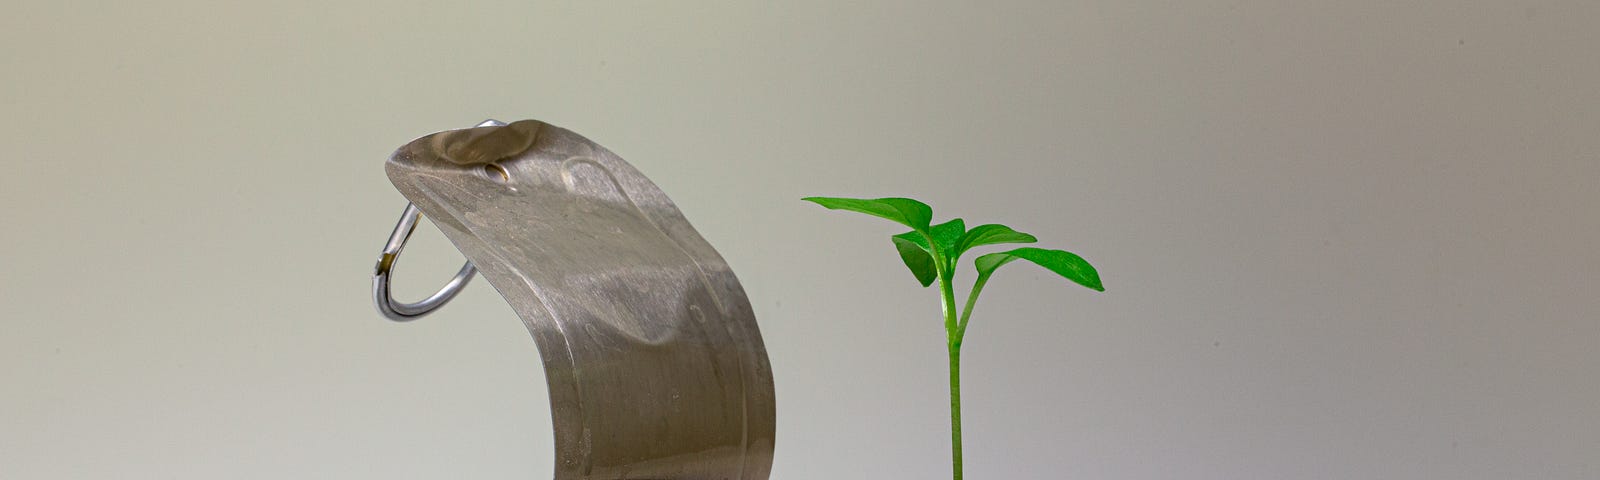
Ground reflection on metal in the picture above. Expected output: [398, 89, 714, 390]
[372, 119, 775, 479]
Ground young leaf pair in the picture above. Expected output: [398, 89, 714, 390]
[803, 196, 1103, 309]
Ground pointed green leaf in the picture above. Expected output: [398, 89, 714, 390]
[956, 224, 1037, 256]
[893, 229, 930, 249]
[802, 196, 933, 234]
[893, 218, 965, 262]
[974, 247, 1104, 292]
[891, 236, 937, 287]
[929, 218, 965, 259]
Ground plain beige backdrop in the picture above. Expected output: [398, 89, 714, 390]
[3, 1, 1597, 479]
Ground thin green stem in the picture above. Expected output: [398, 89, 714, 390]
[939, 272, 959, 339]
[923, 231, 964, 480]
[949, 345, 963, 480]
[956, 272, 991, 340]
[945, 269, 989, 480]
[930, 244, 962, 480]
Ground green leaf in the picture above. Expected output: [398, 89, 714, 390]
[929, 218, 965, 259]
[955, 224, 1037, 256]
[802, 196, 933, 234]
[893, 217, 965, 261]
[974, 247, 1104, 292]
[891, 236, 937, 287]
[890, 218, 966, 287]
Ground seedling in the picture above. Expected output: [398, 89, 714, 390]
[802, 196, 1104, 480]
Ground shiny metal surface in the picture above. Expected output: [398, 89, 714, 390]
[383, 119, 775, 479]
[372, 202, 478, 321]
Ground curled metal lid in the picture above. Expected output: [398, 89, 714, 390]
[385, 119, 775, 479]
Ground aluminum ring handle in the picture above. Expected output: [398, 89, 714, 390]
[372, 202, 477, 321]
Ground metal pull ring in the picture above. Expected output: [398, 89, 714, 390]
[371, 119, 503, 321]
[372, 202, 476, 321]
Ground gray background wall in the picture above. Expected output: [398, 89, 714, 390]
[3, 1, 1597, 479]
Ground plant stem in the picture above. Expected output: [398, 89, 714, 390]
[931, 238, 963, 480]
[949, 344, 963, 480]
[939, 271, 959, 336]
[955, 272, 991, 339]
[938, 267, 963, 480]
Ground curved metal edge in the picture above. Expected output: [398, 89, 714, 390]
[370, 119, 508, 321]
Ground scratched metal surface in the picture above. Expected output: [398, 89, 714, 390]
[385, 120, 775, 479]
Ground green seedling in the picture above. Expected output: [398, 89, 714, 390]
[802, 196, 1104, 480]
